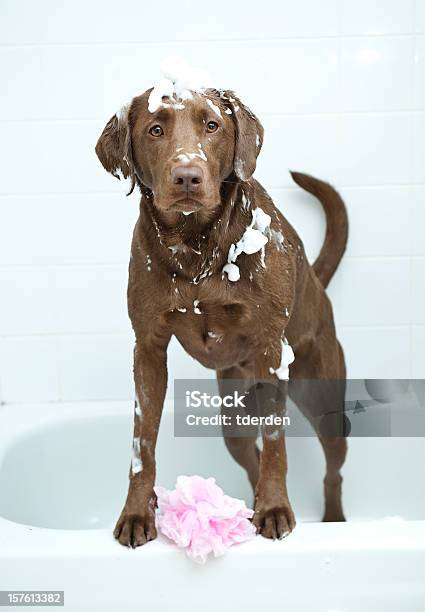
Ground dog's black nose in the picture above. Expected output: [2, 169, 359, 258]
[171, 165, 204, 192]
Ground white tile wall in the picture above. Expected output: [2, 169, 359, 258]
[413, 113, 425, 181]
[57, 334, 134, 401]
[0, 195, 138, 266]
[411, 258, 425, 324]
[340, 37, 414, 112]
[411, 187, 425, 255]
[416, 0, 425, 33]
[412, 327, 425, 377]
[0, 0, 424, 405]
[328, 258, 411, 326]
[0, 336, 59, 403]
[340, 0, 415, 35]
[414, 36, 425, 107]
[338, 326, 411, 379]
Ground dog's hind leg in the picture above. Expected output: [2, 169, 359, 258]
[216, 365, 260, 490]
[288, 338, 347, 522]
[319, 433, 347, 521]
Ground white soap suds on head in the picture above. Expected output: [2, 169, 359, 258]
[147, 78, 175, 113]
[176, 146, 207, 164]
[148, 56, 213, 113]
[206, 98, 222, 118]
[115, 104, 129, 122]
[222, 208, 271, 282]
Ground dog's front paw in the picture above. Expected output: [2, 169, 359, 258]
[253, 495, 296, 540]
[113, 501, 157, 548]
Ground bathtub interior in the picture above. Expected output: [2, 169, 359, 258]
[0, 405, 424, 530]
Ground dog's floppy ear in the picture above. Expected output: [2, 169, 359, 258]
[221, 91, 264, 181]
[95, 105, 136, 193]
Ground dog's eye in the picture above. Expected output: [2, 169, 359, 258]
[149, 125, 163, 137]
[206, 121, 218, 133]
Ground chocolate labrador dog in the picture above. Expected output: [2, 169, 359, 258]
[96, 83, 348, 548]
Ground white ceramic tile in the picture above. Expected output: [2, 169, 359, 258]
[0, 267, 56, 335]
[57, 333, 134, 401]
[328, 257, 411, 326]
[341, 187, 412, 257]
[412, 326, 425, 376]
[339, 114, 412, 185]
[413, 113, 425, 182]
[410, 187, 425, 256]
[338, 326, 411, 378]
[269, 186, 412, 262]
[416, 0, 425, 32]
[411, 258, 425, 323]
[0, 336, 59, 402]
[256, 115, 341, 189]
[0, 197, 61, 266]
[0, 39, 339, 121]
[340, 37, 414, 111]
[0, 121, 121, 195]
[0, 363, 3, 404]
[414, 36, 425, 108]
[0, 194, 138, 266]
[57, 334, 217, 403]
[209, 40, 340, 116]
[269, 188, 326, 265]
[0, 0, 339, 45]
[53, 265, 129, 333]
[340, 0, 415, 35]
[0, 44, 161, 122]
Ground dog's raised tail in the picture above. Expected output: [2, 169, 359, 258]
[290, 171, 348, 288]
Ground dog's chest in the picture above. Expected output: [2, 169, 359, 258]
[169, 298, 256, 369]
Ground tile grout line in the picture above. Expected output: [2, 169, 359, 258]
[0, 32, 424, 49]
[1, 110, 425, 125]
[409, 255, 414, 378]
[1, 183, 425, 199]
[54, 334, 62, 403]
[410, 3, 417, 378]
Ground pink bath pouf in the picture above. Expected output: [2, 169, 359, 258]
[155, 475, 256, 563]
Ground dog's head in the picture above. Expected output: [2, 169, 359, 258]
[95, 84, 263, 217]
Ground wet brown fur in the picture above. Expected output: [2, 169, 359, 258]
[95, 87, 348, 547]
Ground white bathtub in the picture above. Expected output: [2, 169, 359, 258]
[0, 400, 424, 612]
